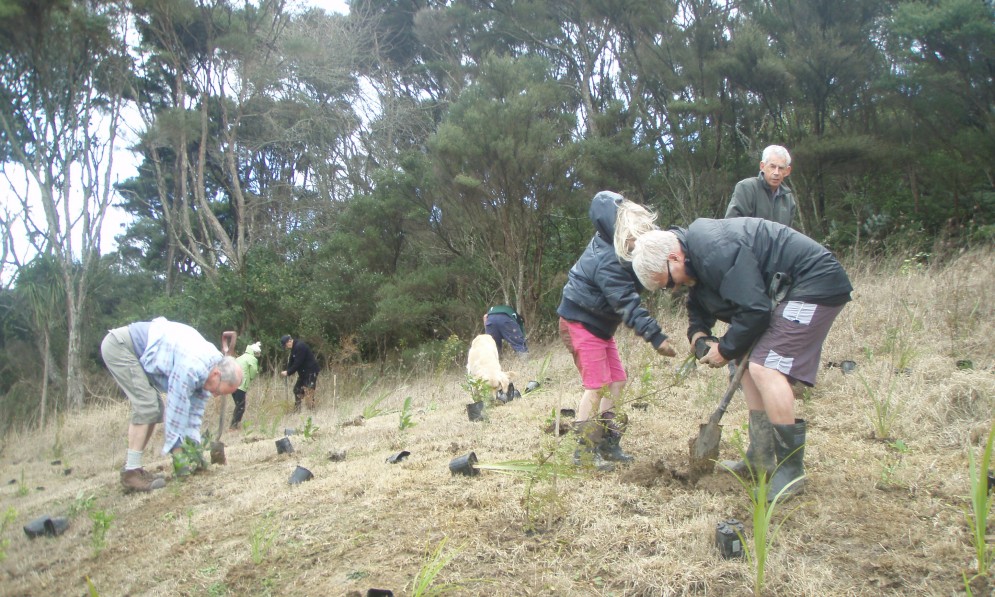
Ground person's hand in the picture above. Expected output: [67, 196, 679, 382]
[656, 340, 677, 358]
[700, 345, 728, 367]
[280, 371, 288, 377]
[694, 335, 719, 360]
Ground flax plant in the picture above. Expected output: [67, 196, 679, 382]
[965, 420, 995, 581]
[722, 439, 803, 596]
[410, 536, 464, 596]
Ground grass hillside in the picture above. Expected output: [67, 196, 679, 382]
[1, 249, 994, 596]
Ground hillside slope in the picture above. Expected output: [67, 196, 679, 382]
[1, 250, 994, 596]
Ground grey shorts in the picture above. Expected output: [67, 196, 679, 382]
[100, 327, 163, 425]
[750, 301, 845, 386]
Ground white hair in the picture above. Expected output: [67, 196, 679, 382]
[631, 230, 681, 291]
[761, 145, 791, 166]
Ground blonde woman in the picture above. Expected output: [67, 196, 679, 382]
[556, 191, 677, 471]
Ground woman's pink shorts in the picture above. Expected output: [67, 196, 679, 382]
[559, 318, 627, 390]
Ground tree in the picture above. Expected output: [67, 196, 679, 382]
[0, 0, 132, 411]
[418, 54, 578, 322]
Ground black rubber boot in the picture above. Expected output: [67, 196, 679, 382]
[767, 419, 806, 503]
[573, 420, 615, 472]
[720, 410, 775, 479]
[598, 411, 634, 463]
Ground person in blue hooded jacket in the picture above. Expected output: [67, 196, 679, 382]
[556, 191, 678, 471]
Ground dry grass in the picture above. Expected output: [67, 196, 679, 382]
[1, 249, 994, 596]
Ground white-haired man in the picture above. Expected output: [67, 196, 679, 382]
[631, 218, 851, 502]
[726, 145, 797, 227]
[101, 318, 243, 493]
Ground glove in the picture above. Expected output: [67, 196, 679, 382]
[656, 340, 677, 357]
[694, 336, 719, 360]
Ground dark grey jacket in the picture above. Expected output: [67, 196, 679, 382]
[725, 174, 796, 227]
[557, 192, 667, 348]
[677, 218, 851, 360]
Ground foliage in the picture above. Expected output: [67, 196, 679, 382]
[1, 0, 995, 433]
[89, 509, 115, 555]
[461, 376, 494, 406]
[362, 390, 392, 420]
[172, 437, 208, 477]
[721, 433, 804, 596]
[475, 436, 581, 532]
[249, 511, 277, 565]
[410, 536, 464, 597]
[0, 506, 15, 562]
[68, 492, 97, 518]
[859, 370, 901, 440]
[399, 397, 416, 431]
[302, 416, 319, 441]
[964, 421, 995, 579]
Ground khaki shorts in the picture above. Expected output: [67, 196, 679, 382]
[100, 327, 163, 425]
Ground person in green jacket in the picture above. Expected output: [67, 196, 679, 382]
[725, 145, 797, 228]
[230, 342, 261, 430]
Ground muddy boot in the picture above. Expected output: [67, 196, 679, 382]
[767, 419, 806, 503]
[572, 420, 615, 472]
[598, 411, 634, 463]
[720, 410, 775, 479]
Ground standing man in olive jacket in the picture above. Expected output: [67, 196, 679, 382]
[280, 335, 320, 412]
[631, 218, 852, 502]
[726, 145, 797, 228]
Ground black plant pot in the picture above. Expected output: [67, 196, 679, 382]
[288, 465, 313, 485]
[23, 515, 69, 539]
[386, 450, 410, 464]
[466, 401, 485, 422]
[449, 452, 479, 476]
[275, 437, 294, 455]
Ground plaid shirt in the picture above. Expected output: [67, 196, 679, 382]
[137, 318, 222, 454]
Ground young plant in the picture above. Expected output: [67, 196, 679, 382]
[965, 420, 995, 581]
[89, 509, 115, 555]
[362, 390, 392, 420]
[475, 436, 580, 532]
[859, 371, 900, 440]
[16, 469, 29, 497]
[877, 439, 909, 489]
[302, 416, 320, 440]
[721, 445, 804, 597]
[172, 437, 209, 477]
[399, 397, 416, 431]
[410, 536, 463, 596]
[0, 507, 16, 562]
[462, 376, 494, 405]
[68, 492, 96, 518]
[249, 511, 277, 564]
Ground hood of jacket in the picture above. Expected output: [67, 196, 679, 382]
[589, 191, 625, 242]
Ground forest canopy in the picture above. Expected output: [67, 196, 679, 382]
[0, 0, 992, 430]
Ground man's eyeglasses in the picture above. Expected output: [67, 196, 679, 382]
[665, 260, 675, 290]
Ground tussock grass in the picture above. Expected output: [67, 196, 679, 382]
[0, 248, 993, 595]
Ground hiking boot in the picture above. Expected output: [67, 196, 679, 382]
[598, 411, 634, 463]
[120, 468, 166, 493]
[573, 420, 615, 472]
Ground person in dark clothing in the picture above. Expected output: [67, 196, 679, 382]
[279, 335, 320, 412]
[556, 191, 677, 472]
[631, 218, 852, 502]
[484, 305, 528, 355]
[724, 144, 798, 461]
